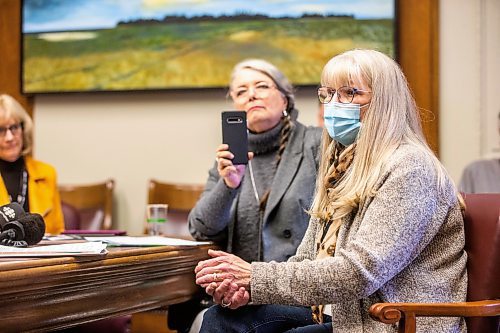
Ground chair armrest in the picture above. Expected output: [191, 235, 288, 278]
[369, 300, 500, 333]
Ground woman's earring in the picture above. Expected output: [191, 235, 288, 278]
[282, 109, 288, 118]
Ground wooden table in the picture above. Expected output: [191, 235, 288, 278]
[0, 244, 213, 332]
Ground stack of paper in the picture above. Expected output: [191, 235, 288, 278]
[83, 236, 210, 247]
[0, 241, 108, 257]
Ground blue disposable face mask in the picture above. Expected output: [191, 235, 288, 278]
[323, 101, 362, 146]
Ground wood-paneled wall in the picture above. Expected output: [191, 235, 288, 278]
[398, 0, 440, 154]
[0, 0, 33, 116]
[0, 0, 438, 152]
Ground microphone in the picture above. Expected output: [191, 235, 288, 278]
[0, 202, 25, 230]
[0, 213, 45, 247]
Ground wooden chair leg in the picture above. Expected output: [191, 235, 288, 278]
[399, 312, 416, 333]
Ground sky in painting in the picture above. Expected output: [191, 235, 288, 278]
[23, 0, 394, 33]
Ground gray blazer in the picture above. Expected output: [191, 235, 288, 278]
[189, 121, 322, 262]
[250, 144, 467, 333]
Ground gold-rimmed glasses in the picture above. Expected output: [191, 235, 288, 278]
[318, 86, 371, 104]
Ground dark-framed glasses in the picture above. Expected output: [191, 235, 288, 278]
[0, 123, 23, 138]
[317, 86, 371, 104]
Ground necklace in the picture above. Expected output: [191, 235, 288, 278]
[8, 170, 27, 207]
[248, 159, 265, 261]
[248, 160, 260, 204]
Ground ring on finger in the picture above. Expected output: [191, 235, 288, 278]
[213, 272, 218, 281]
[221, 299, 232, 308]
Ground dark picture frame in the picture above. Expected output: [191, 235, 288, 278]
[21, 0, 396, 94]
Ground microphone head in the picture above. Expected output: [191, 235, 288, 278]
[0, 202, 25, 230]
[16, 213, 45, 245]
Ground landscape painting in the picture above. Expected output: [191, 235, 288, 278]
[22, 0, 395, 93]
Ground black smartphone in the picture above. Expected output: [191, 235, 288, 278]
[221, 111, 248, 165]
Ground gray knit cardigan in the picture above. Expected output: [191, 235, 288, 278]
[189, 121, 322, 262]
[251, 144, 467, 333]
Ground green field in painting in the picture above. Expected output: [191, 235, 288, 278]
[23, 17, 393, 92]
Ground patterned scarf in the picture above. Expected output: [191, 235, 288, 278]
[312, 142, 357, 324]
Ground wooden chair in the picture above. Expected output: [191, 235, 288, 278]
[59, 179, 115, 230]
[146, 179, 205, 239]
[369, 192, 500, 333]
[131, 180, 205, 333]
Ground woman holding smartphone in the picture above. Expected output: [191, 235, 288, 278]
[176, 60, 321, 333]
[189, 59, 321, 264]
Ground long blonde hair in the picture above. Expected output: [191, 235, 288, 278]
[311, 49, 452, 222]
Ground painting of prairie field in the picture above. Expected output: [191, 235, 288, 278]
[22, 0, 395, 93]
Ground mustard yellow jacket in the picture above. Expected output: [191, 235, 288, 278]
[0, 157, 65, 234]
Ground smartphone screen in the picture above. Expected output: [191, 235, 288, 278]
[222, 111, 248, 165]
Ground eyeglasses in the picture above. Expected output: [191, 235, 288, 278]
[317, 86, 371, 104]
[232, 81, 278, 102]
[0, 123, 23, 138]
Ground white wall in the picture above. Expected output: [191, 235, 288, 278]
[439, 0, 500, 183]
[33, 0, 500, 234]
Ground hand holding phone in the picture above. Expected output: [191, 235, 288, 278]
[218, 111, 249, 188]
[221, 111, 248, 165]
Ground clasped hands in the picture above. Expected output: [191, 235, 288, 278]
[195, 249, 251, 309]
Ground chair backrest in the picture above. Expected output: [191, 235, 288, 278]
[462, 192, 500, 332]
[147, 180, 204, 238]
[59, 179, 115, 230]
[61, 201, 81, 230]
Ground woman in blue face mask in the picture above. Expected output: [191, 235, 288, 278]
[319, 85, 371, 147]
[194, 49, 467, 333]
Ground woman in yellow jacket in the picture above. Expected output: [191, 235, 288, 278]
[0, 94, 64, 235]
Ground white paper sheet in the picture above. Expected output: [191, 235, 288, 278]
[83, 236, 210, 247]
[0, 241, 108, 257]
